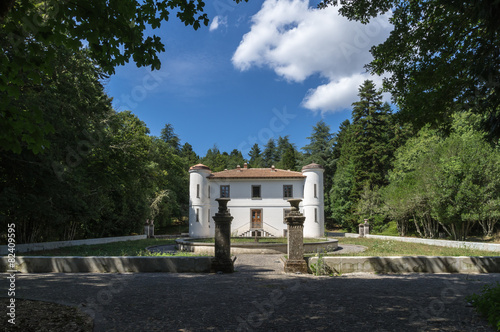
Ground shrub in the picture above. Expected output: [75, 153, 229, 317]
[466, 282, 500, 330]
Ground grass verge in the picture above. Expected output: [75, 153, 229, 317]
[18, 237, 498, 257]
[333, 237, 498, 257]
[21, 238, 179, 256]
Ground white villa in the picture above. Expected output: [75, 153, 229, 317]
[188, 163, 324, 238]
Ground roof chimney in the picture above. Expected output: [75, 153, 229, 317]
[271, 165, 276, 171]
[243, 163, 248, 169]
[236, 165, 241, 171]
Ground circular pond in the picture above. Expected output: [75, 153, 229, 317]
[175, 237, 339, 255]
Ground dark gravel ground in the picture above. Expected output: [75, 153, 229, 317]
[1, 254, 499, 332]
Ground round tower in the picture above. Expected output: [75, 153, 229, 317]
[189, 164, 212, 237]
[301, 163, 325, 238]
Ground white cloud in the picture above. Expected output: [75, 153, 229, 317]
[232, 0, 392, 114]
[209, 16, 227, 32]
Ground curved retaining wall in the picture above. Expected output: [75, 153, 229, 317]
[0, 256, 212, 273]
[307, 256, 500, 274]
[175, 238, 338, 255]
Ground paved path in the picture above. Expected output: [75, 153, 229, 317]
[234, 254, 285, 274]
[2, 254, 499, 332]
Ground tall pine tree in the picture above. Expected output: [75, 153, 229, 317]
[350, 80, 394, 192]
[248, 143, 263, 168]
[160, 123, 181, 153]
[262, 139, 278, 168]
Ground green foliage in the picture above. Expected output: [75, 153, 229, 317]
[0, 47, 190, 243]
[383, 126, 441, 237]
[180, 142, 200, 168]
[302, 120, 334, 170]
[246, 137, 299, 170]
[248, 143, 263, 168]
[160, 123, 181, 153]
[320, 0, 500, 140]
[302, 120, 335, 218]
[330, 158, 357, 231]
[279, 146, 298, 170]
[383, 113, 500, 240]
[330, 81, 402, 231]
[310, 250, 335, 276]
[201, 145, 247, 172]
[1, 0, 248, 154]
[466, 282, 500, 331]
[262, 139, 278, 168]
[350, 80, 396, 191]
[374, 220, 399, 236]
[201, 144, 225, 172]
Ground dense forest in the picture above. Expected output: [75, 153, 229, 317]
[1, 0, 499, 243]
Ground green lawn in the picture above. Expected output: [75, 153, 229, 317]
[331, 237, 499, 257]
[18, 236, 499, 257]
[21, 238, 179, 256]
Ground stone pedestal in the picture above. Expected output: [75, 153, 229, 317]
[363, 219, 370, 236]
[211, 198, 234, 273]
[284, 199, 308, 273]
[359, 223, 365, 237]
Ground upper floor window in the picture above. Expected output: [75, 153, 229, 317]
[196, 184, 200, 198]
[220, 185, 230, 198]
[283, 185, 293, 198]
[314, 184, 317, 198]
[208, 185, 210, 198]
[252, 185, 261, 199]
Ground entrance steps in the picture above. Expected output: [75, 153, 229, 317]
[239, 229, 275, 237]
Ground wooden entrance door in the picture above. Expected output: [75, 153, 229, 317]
[251, 209, 262, 229]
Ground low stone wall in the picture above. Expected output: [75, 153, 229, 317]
[307, 256, 500, 274]
[175, 238, 339, 255]
[344, 233, 500, 252]
[0, 235, 147, 255]
[0, 256, 212, 273]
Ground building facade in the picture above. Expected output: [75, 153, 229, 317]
[188, 163, 324, 238]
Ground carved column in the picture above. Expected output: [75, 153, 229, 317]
[284, 198, 308, 273]
[211, 198, 234, 273]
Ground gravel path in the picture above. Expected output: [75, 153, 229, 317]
[2, 255, 498, 331]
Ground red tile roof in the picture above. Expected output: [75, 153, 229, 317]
[189, 164, 211, 171]
[208, 167, 305, 179]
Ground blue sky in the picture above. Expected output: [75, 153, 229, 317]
[104, 0, 392, 157]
